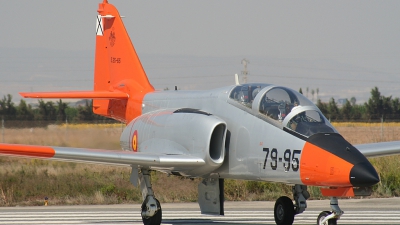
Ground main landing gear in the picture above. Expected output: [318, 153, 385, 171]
[139, 169, 162, 225]
[273, 185, 344, 225]
[274, 184, 309, 225]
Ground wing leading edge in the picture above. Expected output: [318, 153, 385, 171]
[0, 143, 205, 168]
[356, 141, 400, 158]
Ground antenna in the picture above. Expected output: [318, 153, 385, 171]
[241, 58, 249, 83]
[234, 74, 240, 85]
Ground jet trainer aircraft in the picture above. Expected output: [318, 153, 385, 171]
[1, 1, 400, 225]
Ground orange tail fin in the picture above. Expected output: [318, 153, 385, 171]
[20, 0, 154, 123]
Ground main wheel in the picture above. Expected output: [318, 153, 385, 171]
[141, 199, 162, 225]
[317, 211, 337, 225]
[274, 196, 295, 225]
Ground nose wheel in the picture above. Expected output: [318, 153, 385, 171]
[317, 211, 337, 225]
[317, 197, 342, 225]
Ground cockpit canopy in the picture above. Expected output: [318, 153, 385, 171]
[229, 83, 337, 138]
[229, 84, 268, 108]
[259, 86, 302, 121]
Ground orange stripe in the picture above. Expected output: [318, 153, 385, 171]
[19, 91, 128, 99]
[0, 144, 55, 158]
[300, 142, 353, 187]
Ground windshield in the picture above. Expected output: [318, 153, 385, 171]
[286, 110, 336, 137]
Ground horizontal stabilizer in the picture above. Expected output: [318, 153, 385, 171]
[20, 91, 129, 99]
[0, 143, 205, 167]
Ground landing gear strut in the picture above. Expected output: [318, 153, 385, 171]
[139, 169, 162, 225]
[293, 184, 309, 215]
[317, 197, 343, 225]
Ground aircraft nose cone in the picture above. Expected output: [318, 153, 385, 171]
[350, 162, 380, 187]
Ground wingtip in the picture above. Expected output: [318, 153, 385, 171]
[0, 143, 55, 158]
[19, 92, 35, 98]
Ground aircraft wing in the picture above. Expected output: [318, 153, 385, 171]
[0, 143, 205, 168]
[355, 141, 400, 158]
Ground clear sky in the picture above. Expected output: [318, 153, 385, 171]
[1, 0, 400, 104]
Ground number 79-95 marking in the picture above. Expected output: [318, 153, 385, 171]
[262, 148, 301, 172]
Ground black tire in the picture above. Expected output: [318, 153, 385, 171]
[317, 211, 337, 225]
[274, 196, 295, 225]
[141, 199, 162, 225]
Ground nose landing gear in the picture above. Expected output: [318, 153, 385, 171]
[317, 197, 343, 225]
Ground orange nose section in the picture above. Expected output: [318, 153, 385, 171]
[300, 142, 353, 187]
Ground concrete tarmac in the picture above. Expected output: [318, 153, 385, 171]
[0, 198, 400, 224]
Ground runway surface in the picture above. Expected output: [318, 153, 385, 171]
[1, 198, 400, 224]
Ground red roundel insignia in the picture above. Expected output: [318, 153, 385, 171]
[109, 28, 116, 47]
[132, 130, 138, 152]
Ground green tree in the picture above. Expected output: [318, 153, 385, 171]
[0, 94, 17, 120]
[365, 87, 392, 120]
[350, 97, 356, 106]
[341, 99, 352, 121]
[316, 99, 328, 116]
[56, 100, 68, 122]
[392, 98, 400, 119]
[306, 87, 309, 98]
[16, 99, 34, 121]
[37, 100, 57, 121]
[327, 98, 340, 121]
[77, 100, 96, 122]
[351, 104, 364, 121]
[65, 107, 79, 122]
[311, 89, 315, 102]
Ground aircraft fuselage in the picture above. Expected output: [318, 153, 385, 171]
[121, 83, 378, 188]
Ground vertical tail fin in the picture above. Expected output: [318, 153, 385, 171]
[20, 0, 154, 123]
[94, 1, 154, 122]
